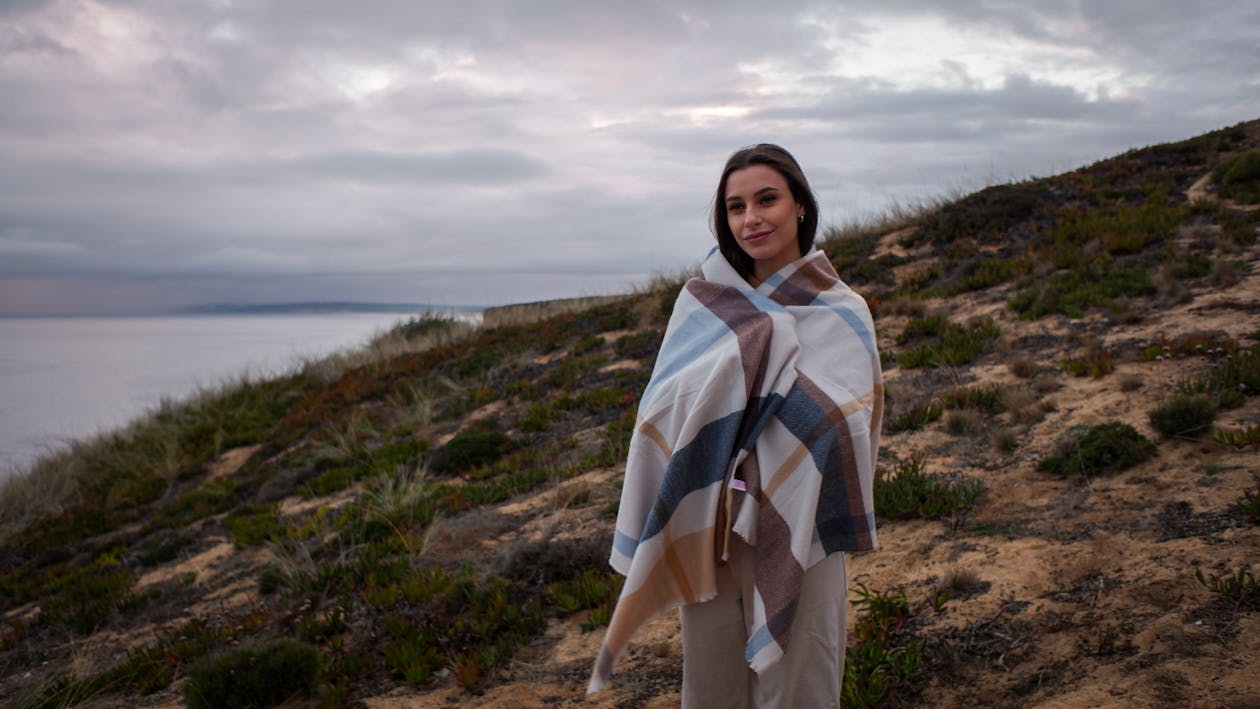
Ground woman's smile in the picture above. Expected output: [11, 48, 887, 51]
[744, 229, 773, 245]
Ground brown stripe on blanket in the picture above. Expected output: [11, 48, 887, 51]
[768, 255, 841, 307]
[686, 278, 775, 402]
[796, 372, 875, 429]
[795, 372, 875, 549]
[748, 454, 807, 646]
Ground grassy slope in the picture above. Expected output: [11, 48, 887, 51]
[1, 120, 1258, 708]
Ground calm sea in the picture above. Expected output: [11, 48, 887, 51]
[0, 313, 456, 478]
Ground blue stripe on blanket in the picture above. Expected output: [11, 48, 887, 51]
[637, 409, 745, 542]
[642, 305, 727, 403]
[775, 383, 870, 552]
[745, 624, 775, 661]
[816, 298, 879, 359]
[612, 529, 640, 559]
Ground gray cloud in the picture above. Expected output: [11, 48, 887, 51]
[0, 0, 1257, 314]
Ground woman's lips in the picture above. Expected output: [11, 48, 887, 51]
[744, 230, 772, 245]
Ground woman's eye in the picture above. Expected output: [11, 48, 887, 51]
[759, 195, 777, 205]
[728, 203, 744, 213]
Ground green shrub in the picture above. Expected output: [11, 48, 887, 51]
[139, 529, 194, 566]
[549, 569, 624, 632]
[897, 314, 952, 343]
[222, 504, 281, 548]
[1195, 568, 1260, 607]
[439, 349, 499, 380]
[941, 385, 1005, 412]
[1165, 252, 1213, 279]
[918, 182, 1040, 243]
[153, 478, 239, 528]
[1215, 424, 1260, 447]
[1219, 208, 1259, 245]
[937, 257, 1032, 296]
[1212, 150, 1260, 203]
[184, 637, 322, 709]
[1141, 331, 1240, 361]
[886, 403, 942, 433]
[1010, 260, 1154, 319]
[572, 334, 605, 356]
[378, 571, 545, 689]
[389, 313, 463, 341]
[612, 328, 663, 360]
[843, 583, 923, 707]
[895, 316, 1000, 369]
[1046, 193, 1188, 259]
[1037, 422, 1157, 477]
[1148, 395, 1217, 439]
[822, 231, 898, 286]
[302, 465, 357, 497]
[1060, 350, 1115, 378]
[1178, 346, 1260, 408]
[259, 567, 288, 595]
[875, 456, 983, 522]
[429, 430, 517, 475]
[41, 561, 136, 634]
[25, 617, 229, 705]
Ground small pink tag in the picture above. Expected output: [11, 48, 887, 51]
[730, 479, 747, 492]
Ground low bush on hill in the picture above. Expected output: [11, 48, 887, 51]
[1212, 150, 1260, 203]
[185, 637, 322, 709]
[1148, 395, 1217, 439]
[886, 402, 942, 433]
[941, 384, 1005, 412]
[549, 569, 624, 632]
[1195, 567, 1260, 609]
[1038, 422, 1157, 477]
[894, 315, 1000, 369]
[1178, 346, 1260, 409]
[843, 583, 923, 707]
[429, 429, 518, 475]
[1009, 259, 1154, 320]
[875, 455, 983, 524]
[39, 560, 137, 635]
[1215, 424, 1260, 447]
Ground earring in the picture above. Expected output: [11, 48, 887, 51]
[798, 214, 805, 224]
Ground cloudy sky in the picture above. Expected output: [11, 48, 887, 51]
[1, 0, 1257, 315]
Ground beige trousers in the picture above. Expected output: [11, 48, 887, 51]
[680, 538, 847, 709]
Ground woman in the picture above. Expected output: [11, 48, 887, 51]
[589, 145, 883, 708]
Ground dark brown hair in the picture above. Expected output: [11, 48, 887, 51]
[712, 143, 819, 280]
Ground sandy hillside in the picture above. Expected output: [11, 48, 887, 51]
[343, 214, 1260, 708]
[2, 122, 1258, 709]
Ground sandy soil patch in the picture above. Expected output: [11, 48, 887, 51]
[206, 444, 261, 481]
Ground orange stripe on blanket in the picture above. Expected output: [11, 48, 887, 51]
[637, 420, 672, 459]
[763, 442, 812, 499]
[596, 526, 717, 673]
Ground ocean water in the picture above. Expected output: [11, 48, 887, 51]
[0, 313, 449, 478]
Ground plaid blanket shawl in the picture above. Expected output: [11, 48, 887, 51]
[588, 247, 882, 693]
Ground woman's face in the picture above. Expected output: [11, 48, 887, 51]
[724, 164, 804, 283]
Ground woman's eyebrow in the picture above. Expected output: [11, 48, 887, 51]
[726, 186, 779, 203]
